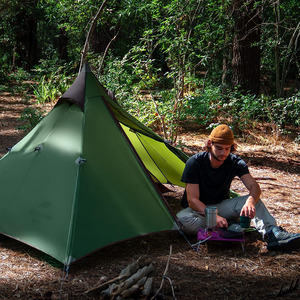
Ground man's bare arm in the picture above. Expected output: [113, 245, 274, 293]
[240, 173, 261, 218]
[186, 183, 228, 227]
[186, 183, 206, 213]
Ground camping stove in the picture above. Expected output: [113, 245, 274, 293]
[191, 206, 246, 252]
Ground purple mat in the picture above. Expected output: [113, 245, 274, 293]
[198, 228, 245, 242]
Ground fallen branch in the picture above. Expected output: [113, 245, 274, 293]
[84, 274, 126, 295]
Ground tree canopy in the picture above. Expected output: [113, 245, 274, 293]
[0, 0, 299, 141]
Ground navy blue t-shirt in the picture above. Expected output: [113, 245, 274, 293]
[181, 152, 249, 207]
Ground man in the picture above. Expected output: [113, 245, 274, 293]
[177, 124, 300, 251]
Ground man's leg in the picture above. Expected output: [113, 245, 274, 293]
[176, 195, 277, 235]
[176, 196, 299, 251]
[217, 195, 300, 251]
[176, 207, 205, 235]
[216, 195, 277, 236]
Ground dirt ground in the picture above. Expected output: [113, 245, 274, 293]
[0, 91, 299, 299]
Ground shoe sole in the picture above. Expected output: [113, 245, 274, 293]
[267, 236, 300, 251]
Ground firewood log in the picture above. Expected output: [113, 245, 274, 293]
[112, 264, 154, 297]
[141, 277, 153, 297]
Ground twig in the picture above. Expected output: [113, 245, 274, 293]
[151, 245, 176, 300]
[165, 276, 177, 299]
[97, 28, 120, 76]
[84, 274, 126, 294]
[278, 277, 299, 296]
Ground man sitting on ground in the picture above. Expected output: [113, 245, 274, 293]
[177, 124, 300, 251]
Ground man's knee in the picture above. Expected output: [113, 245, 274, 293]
[176, 209, 204, 235]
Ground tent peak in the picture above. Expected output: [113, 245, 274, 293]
[58, 64, 88, 111]
[81, 63, 92, 74]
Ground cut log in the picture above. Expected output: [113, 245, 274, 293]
[119, 256, 148, 277]
[112, 264, 154, 297]
[120, 284, 140, 298]
[100, 283, 117, 299]
[84, 256, 147, 294]
[142, 277, 153, 297]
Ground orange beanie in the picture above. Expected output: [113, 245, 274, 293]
[209, 124, 234, 145]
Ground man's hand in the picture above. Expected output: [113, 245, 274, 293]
[240, 201, 256, 218]
[217, 215, 228, 228]
[240, 174, 260, 219]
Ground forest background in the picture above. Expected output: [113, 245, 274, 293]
[0, 0, 299, 144]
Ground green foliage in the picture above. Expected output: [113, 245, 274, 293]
[108, 0, 238, 142]
[220, 89, 263, 129]
[2, 68, 33, 100]
[260, 0, 300, 96]
[182, 86, 263, 130]
[0, 52, 10, 81]
[266, 93, 300, 128]
[18, 107, 45, 132]
[8, 68, 31, 82]
[33, 75, 58, 103]
[32, 61, 75, 104]
[181, 86, 299, 135]
[216, 91, 300, 132]
[183, 88, 222, 125]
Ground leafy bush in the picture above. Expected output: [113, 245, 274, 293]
[267, 93, 300, 128]
[1, 68, 34, 99]
[219, 89, 263, 130]
[33, 75, 58, 103]
[0, 51, 11, 82]
[183, 86, 223, 125]
[178, 86, 299, 134]
[32, 61, 75, 104]
[97, 54, 140, 105]
[18, 107, 45, 132]
[9, 67, 31, 82]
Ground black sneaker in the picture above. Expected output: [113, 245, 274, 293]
[267, 226, 300, 251]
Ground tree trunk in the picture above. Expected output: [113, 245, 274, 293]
[232, 0, 261, 95]
[58, 27, 69, 61]
[274, 0, 281, 97]
[14, 1, 39, 70]
[25, 13, 38, 70]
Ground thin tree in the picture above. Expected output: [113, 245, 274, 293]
[79, 0, 109, 72]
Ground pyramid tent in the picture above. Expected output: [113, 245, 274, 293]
[0, 64, 188, 265]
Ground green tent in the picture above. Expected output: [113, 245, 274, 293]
[0, 64, 187, 265]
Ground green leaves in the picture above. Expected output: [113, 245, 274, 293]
[32, 61, 74, 104]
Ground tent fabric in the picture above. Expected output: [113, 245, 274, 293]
[0, 64, 188, 265]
